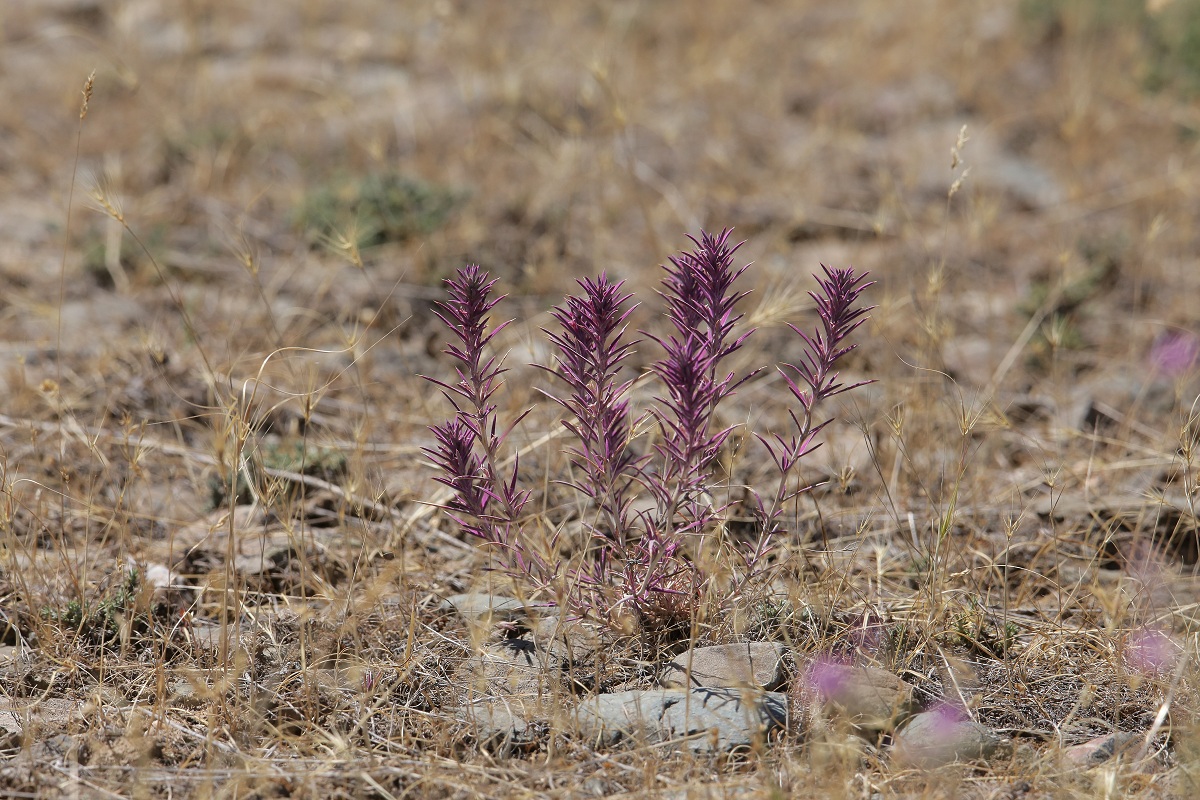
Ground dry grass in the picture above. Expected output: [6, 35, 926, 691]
[2, 0, 1200, 797]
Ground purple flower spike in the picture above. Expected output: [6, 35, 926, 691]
[427, 265, 509, 418]
[542, 273, 642, 545]
[422, 266, 543, 585]
[745, 265, 875, 574]
[662, 228, 755, 364]
[765, 266, 875, 475]
[651, 229, 760, 531]
[785, 266, 876, 414]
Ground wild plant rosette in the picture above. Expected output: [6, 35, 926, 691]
[423, 229, 875, 632]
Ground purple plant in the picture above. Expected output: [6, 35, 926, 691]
[541, 274, 641, 546]
[425, 235, 874, 632]
[538, 270, 710, 627]
[421, 266, 551, 586]
[645, 230, 760, 536]
[744, 266, 876, 573]
[633, 230, 760, 624]
[1150, 330, 1200, 377]
[536, 231, 760, 627]
[574, 533, 697, 630]
[772, 266, 875, 473]
[1125, 627, 1178, 675]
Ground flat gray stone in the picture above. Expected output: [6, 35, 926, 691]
[1063, 732, 1140, 766]
[455, 639, 563, 753]
[660, 642, 787, 690]
[187, 621, 244, 651]
[901, 121, 1065, 211]
[440, 593, 532, 624]
[574, 688, 788, 752]
[892, 707, 1003, 768]
[533, 616, 606, 665]
[0, 709, 21, 738]
[460, 697, 549, 754]
[456, 639, 561, 699]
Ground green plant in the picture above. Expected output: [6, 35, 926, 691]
[42, 568, 143, 643]
[206, 437, 347, 509]
[298, 172, 462, 249]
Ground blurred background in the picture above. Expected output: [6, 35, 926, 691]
[2, 0, 1199, 574]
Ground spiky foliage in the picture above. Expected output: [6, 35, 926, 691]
[648, 229, 759, 534]
[426, 238, 874, 633]
[745, 265, 876, 574]
[421, 266, 551, 587]
[541, 273, 641, 546]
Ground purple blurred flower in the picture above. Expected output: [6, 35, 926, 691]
[1125, 628, 1178, 675]
[1150, 330, 1199, 378]
[924, 700, 968, 731]
[807, 656, 851, 698]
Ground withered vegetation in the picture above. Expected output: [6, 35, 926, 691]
[1, 1, 1199, 797]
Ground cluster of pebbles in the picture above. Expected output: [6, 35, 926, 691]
[442, 593, 1140, 769]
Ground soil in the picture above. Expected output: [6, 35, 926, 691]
[2, 1, 1200, 797]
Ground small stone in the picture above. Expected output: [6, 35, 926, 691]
[0, 708, 22, 738]
[139, 561, 192, 609]
[942, 335, 1006, 388]
[892, 706, 1003, 768]
[532, 616, 605, 665]
[456, 638, 562, 753]
[0, 644, 26, 670]
[897, 121, 1065, 211]
[812, 423, 874, 486]
[168, 678, 207, 710]
[574, 688, 788, 753]
[455, 639, 562, 707]
[581, 777, 609, 797]
[233, 544, 294, 577]
[805, 661, 916, 733]
[440, 593, 534, 625]
[142, 562, 176, 590]
[31, 733, 86, 765]
[460, 697, 547, 753]
[187, 621, 242, 651]
[1063, 732, 1140, 766]
[660, 642, 787, 690]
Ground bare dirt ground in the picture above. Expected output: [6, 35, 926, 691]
[2, 1, 1200, 797]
